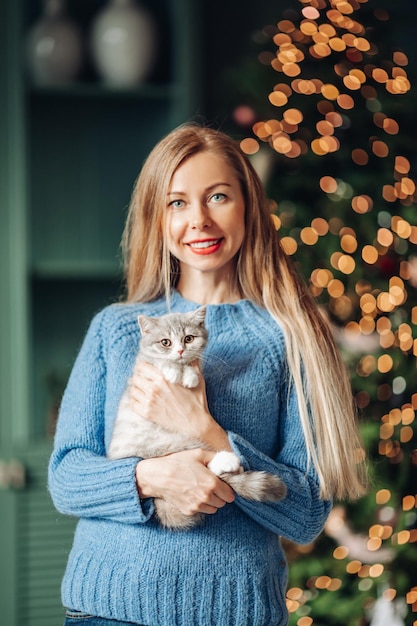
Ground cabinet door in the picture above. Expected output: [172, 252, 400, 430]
[0, 445, 76, 626]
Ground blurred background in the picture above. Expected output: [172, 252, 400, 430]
[0, 1, 416, 624]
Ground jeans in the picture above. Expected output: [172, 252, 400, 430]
[64, 609, 145, 625]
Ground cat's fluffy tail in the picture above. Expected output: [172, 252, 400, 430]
[154, 471, 286, 531]
[220, 471, 287, 502]
[154, 497, 203, 530]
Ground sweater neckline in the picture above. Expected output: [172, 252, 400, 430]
[169, 289, 253, 311]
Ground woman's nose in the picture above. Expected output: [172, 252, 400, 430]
[190, 202, 212, 229]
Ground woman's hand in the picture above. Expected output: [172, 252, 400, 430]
[128, 361, 231, 451]
[135, 449, 235, 516]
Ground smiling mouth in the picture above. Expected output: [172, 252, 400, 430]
[187, 239, 222, 249]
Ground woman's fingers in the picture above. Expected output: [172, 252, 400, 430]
[128, 362, 230, 450]
[135, 449, 235, 515]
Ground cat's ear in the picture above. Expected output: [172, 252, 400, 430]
[192, 306, 206, 327]
[137, 314, 157, 335]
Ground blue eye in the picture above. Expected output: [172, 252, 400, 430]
[169, 199, 185, 209]
[210, 193, 226, 203]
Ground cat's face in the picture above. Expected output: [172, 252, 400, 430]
[138, 307, 208, 364]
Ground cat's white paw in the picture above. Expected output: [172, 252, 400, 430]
[208, 451, 242, 476]
[182, 367, 199, 388]
[162, 366, 182, 385]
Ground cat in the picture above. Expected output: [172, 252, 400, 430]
[108, 306, 287, 529]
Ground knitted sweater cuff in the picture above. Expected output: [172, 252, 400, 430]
[227, 431, 278, 474]
[48, 451, 155, 524]
[227, 431, 331, 543]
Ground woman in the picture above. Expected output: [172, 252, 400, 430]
[49, 123, 367, 626]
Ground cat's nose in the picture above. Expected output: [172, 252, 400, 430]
[178, 349, 184, 356]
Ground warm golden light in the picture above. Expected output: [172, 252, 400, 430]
[402, 495, 416, 511]
[240, 138, 259, 155]
[328, 279, 344, 298]
[369, 564, 384, 578]
[311, 217, 329, 235]
[352, 148, 368, 165]
[320, 175, 338, 193]
[321, 83, 340, 99]
[376, 489, 391, 505]
[378, 354, 393, 373]
[367, 537, 382, 551]
[269, 91, 288, 107]
[395, 155, 410, 173]
[361, 246, 378, 264]
[372, 140, 389, 158]
[270, 214, 281, 230]
[300, 227, 319, 245]
[346, 560, 362, 575]
[377, 228, 394, 247]
[280, 237, 298, 255]
[333, 546, 349, 559]
[352, 195, 373, 213]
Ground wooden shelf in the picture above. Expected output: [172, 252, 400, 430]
[32, 260, 123, 280]
[27, 81, 179, 101]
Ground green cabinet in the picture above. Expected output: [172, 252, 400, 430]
[0, 1, 200, 623]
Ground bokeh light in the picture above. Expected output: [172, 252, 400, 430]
[239, 0, 417, 623]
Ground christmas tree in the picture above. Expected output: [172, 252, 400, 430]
[220, 1, 417, 624]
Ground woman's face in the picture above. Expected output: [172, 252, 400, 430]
[165, 151, 246, 283]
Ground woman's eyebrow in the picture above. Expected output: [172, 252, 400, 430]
[206, 182, 232, 191]
[167, 182, 232, 196]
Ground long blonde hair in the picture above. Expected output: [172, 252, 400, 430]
[123, 123, 367, 501]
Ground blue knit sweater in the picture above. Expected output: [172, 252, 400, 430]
[48, 291, 331, 626]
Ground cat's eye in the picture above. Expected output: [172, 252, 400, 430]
[184, 335, 194, 344]
[161, 338, 172, 347]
